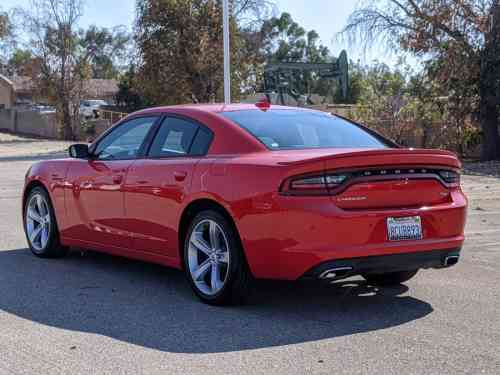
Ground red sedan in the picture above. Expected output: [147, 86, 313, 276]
[23, 103, 467, 305]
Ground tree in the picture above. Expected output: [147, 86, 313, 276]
[0, 9, 9, 40]
[406, 69, 446, 148]
[20, 0, 85, 139]
[480, 2, 500, 160]
[353, 62, 414, 144]
[136, 0, 230, 104]
[0, 7, 16, 72]
[135, 0, 273, 105]
[20, 0, 131, 139]
[79, 25, 130, 79]
[260, 13, 329, 64]
[6, 49, 33, 76]
[349, 60, 479, 154]
[115, 65, 150, 112]
[343, 0, 500, 161]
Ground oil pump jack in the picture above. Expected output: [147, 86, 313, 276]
[263, 50, 349, 106]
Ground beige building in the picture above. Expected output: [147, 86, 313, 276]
[0, 74, 15, 109]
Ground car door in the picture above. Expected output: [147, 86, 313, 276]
[124, 116, 214, 257]
[65, 116, 158, 249]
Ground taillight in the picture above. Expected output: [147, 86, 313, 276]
[325, 175, 348, 185]
[282, 173, 348, 196]
[438, 170, 460, 185]
[281, 167, 460, 196]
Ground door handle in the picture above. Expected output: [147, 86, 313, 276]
[174, 171, 187, 182]
[112, 175, 123, 184]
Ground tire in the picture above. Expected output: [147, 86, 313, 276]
[183, 210, 252, 306]
[24, 187, 69, 258]
[363, 269, 418, 286]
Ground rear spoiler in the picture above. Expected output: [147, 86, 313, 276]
[277, 148, 461, 169]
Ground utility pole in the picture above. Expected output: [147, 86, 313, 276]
[223, 0, 231, 104]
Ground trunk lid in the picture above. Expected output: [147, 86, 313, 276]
[277, 148, 460, 210]
[332, 178, 451, 210]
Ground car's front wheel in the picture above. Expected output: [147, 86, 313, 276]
[363, 269, 418, 286]
[24, 187, 68, 258]
[183, 210, 252, 305]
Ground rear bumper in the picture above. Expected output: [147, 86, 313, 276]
[301, 248, 461, 281]
[240, 189, 467, 280]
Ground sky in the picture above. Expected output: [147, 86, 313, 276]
[2, 0, 412, 68]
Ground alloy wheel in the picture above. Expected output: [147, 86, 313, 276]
[187, 219, 230, 296]
[26, 193, 51, 251]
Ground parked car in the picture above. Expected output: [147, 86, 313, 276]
[32, 104, 56, 113]
[22, 103, 467, 305]
[79, 99, 108, 119]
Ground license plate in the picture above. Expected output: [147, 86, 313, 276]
[387, 216, 423, 241]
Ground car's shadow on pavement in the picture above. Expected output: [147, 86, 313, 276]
[0, 248, 433, 353]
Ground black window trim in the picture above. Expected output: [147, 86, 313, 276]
[145, 114, 214, 159]
[88, 114, 164, 161]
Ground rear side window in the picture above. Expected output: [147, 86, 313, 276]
[220, 110, 389, 150]
[149, 117, 213, 157]
[190, 126, 213, 155]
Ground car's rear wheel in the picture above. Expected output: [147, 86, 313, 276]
[24, 187, 68, 258]
[183, 210, 252, 305]
[363, 269, 418, 286]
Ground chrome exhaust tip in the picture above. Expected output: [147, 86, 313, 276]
[444, 255, 459, 267]
[319, 266, 353, 280]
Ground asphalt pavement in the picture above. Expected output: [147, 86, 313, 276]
[0, 144, 499, 375]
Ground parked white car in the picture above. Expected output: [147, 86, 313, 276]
[79, 100, 108, 119]
[33, 105, 56, 113]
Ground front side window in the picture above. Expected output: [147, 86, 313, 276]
[94, 116, 157, 160]
[220, 109, 390, 150]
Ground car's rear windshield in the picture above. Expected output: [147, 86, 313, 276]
[220, 109, 390, 150]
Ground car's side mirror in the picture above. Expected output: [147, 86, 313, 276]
[69, 144, 90, 159]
